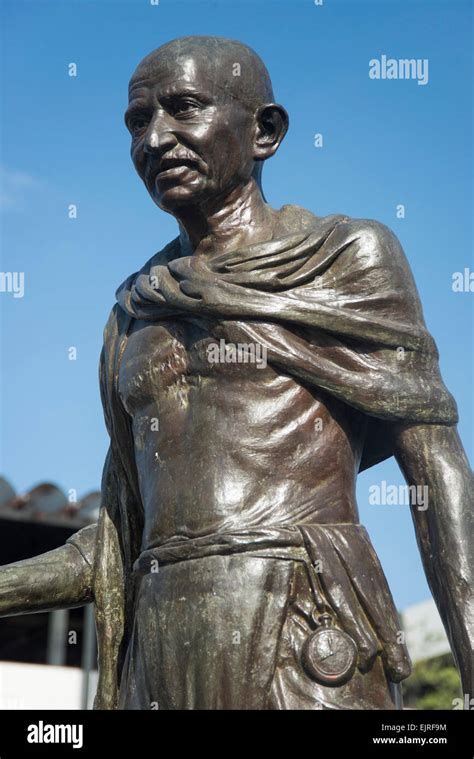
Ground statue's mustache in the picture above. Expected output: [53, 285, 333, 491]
[145, 151, 208, 182]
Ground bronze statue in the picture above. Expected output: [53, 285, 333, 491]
[1, 36, 472, 710]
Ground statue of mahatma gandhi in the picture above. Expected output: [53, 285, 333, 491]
[1, 36, 473, 710]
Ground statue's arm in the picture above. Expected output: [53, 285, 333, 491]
[393, 423, 474, 698]
[0, 523, 97, 617]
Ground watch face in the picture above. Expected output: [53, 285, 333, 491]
[302, 628, 358, 686]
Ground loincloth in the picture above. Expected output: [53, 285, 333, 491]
[122, 524, 411, 709]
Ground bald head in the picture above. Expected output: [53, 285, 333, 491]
[125, 36, 288, 214]
[130, 36, 275, 112]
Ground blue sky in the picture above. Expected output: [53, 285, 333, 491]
[1, 0, 472, 610]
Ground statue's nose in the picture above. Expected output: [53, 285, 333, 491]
[143, 111, 177, 157]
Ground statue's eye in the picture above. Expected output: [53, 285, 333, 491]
[129, 116, 149, 134]
[172, 99, 202, 118]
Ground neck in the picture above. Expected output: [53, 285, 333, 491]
[175, 179, 275, 258]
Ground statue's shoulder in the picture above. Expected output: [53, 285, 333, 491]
[141, 236, 181, 269]
[279, 203, 401, 250]
[119, 237, 180, 293]
[279, 205, 408, 274]
[103, 303, 127, 343]
[276, 203, 344, 234]
[103, 237, 181, 345]
[337, 215, 403, 251]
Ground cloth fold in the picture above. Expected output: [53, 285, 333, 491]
[116, 206, 457, 471]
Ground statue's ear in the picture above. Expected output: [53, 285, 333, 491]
[253, 103, 289, 160]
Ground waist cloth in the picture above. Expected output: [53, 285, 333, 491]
[132, 522, 411, 686]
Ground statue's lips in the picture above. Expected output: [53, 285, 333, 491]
[156, 163, 199, 183]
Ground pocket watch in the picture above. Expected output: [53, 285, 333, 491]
[301, 611, 358, 686]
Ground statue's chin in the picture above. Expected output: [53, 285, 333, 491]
[154, 184, 210, 214]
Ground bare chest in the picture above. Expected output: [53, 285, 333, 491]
[118, 317, 277, 416]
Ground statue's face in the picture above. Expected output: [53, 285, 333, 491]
[125, 53, 257, 213]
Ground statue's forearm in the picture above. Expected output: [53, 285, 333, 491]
[394, 424, 474, 693]
[0, 524, 97, 617]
